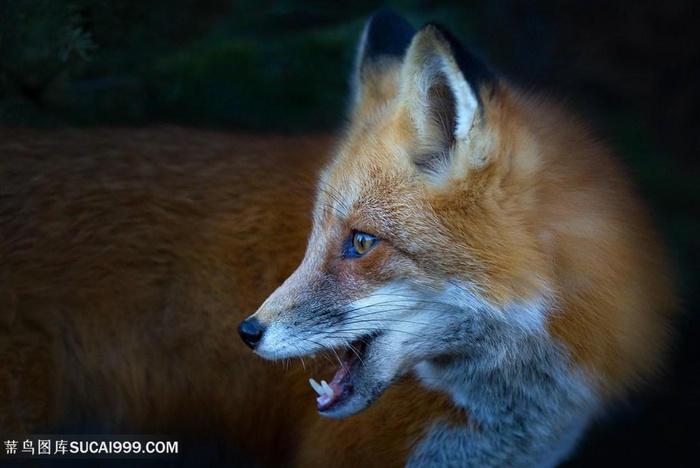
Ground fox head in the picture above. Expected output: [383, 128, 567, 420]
[239, 10, 565, 417]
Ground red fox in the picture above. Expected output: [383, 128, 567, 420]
[0, 9, 676, 468]
[239, 9, 677, 467]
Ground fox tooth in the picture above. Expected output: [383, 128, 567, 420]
[309, 378, 324, 397]
[321, 380, 333, 398]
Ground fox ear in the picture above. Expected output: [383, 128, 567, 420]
[351, 9, 416, 122]
[399, 24, 497, 184]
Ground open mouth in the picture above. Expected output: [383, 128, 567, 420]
[308, 338, 369, 413]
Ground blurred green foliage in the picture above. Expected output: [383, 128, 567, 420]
[0, 0, 391, 128]
[0, 0, 499, 129]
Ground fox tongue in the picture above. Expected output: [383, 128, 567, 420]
[311, 342, 363, 411]
[316, 362, 351, 409]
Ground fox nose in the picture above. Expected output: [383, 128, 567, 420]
[238, 317, 265, 349]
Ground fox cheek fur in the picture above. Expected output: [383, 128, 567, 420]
[240, 8, 677, 466]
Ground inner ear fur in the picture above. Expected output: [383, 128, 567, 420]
[398, 24, 497, 182]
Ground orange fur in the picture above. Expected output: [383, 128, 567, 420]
[243, 20, 677, 465]
[314, 62, 677, 401]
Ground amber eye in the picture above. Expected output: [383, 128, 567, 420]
[346, 231, 378, 258]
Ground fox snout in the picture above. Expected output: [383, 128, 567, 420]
[237, 317, 265, 349]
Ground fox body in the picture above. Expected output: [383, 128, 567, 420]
[0, 127, 463, 465]
[0, 129, 327, 460]
[240, 10, 677, 467]
[1, 10, 676, 468]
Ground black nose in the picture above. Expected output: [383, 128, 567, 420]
[238, 317, 265, 349]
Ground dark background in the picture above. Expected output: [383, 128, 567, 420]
[1, 0, 698, 466]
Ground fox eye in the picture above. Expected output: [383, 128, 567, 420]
[345, 231, 378, 258]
